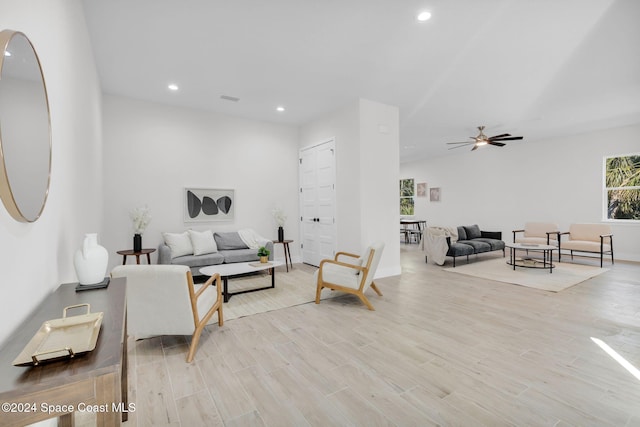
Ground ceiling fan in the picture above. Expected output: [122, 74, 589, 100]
[447, 126, 523, 151]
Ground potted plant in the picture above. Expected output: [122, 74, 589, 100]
[272, 207, 287, 241]
[257, 246, 270, 263]
[130, 205, 152, 252]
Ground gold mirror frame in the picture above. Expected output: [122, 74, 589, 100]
[0, 30, 52, 222]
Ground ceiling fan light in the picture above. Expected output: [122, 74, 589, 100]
[476, 140, 488, 146]
[417, 11, 432, 22]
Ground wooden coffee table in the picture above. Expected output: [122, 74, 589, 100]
[505, 242, 556, 273]
[200, 261, 284, 302]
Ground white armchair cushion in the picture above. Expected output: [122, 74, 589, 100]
[163, 231, 193, 258]
[562, 240, 611, 252]
[568, 223, 612, 243]
[524, 222, 559, 240]
[315, 263, 361, 290]
[111, 264, 220, 339]
[188, 229, 217, 255]
[515, 236, 554, 245]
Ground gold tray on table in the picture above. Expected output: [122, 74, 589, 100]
[13, 303, 103, 366]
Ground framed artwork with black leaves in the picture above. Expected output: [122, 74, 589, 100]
[184, 188, 234, 222]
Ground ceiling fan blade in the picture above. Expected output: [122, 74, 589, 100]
[490, 136, 523, 141]
[446, 127, 524, 152]
[448, 144, 471, 150]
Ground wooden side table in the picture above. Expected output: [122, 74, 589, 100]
[272, 240, 293, 272]
[117, 248, 155, 265]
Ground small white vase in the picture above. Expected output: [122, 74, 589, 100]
[74, 233, 108, 285]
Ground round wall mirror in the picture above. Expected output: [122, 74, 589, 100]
[0, 30, 52, 222]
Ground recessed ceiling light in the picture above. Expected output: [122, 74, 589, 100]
[417, 11, 432, 22]
[167, 84, 179, 91]
[276, 106, 285, 112]
[4, 51, 11, 57]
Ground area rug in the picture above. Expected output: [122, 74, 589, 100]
[443, 258, 608, 292]
[212, 265, 331, 320]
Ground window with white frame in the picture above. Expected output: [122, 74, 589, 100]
[604, 154, 640, 221]
[400, 178, 414, 215]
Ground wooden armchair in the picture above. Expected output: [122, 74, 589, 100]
[111, 264, 223, 362]
[315, 241, 385, 310]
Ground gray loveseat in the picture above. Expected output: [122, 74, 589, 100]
[158, 230, 274, 276]
[446, 224, 505, 267]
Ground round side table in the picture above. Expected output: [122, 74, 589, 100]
[117, 248, 156, 265]
[272, 240, 293, 272]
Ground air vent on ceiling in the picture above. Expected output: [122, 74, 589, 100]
[220, 95, 240, 102]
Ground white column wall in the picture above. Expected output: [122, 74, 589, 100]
[101, 95, 300, 272]
[358, 99, 401, 277]
[0, 0, 103, 344]
[401, 124, 640, 262]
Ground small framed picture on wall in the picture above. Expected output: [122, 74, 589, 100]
[416, 182, 427, 197]
[430, 187, 441, 202]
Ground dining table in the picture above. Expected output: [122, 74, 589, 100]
[400, 219, 427, 248]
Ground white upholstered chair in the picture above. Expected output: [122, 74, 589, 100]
[314, 241, 384, 310]
[558, 223, 614, 267]
[512, 222, 559, 246]
[111, 264, 223, 362]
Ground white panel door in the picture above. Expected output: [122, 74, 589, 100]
[299, 139, 336, 266]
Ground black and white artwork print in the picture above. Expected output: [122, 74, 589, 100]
[184, 188, 234, 222]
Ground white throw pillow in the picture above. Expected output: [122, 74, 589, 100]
[163, 232, 193, 258]
[188, 229, 217, 256]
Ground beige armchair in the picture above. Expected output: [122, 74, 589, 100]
[558, 223, 614, 267]
[111, 264, 223, 362]
[315, 241, 385, 310]
[512, 222, 559, 246]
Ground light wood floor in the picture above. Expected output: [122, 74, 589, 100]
[118, 245, 639, 426]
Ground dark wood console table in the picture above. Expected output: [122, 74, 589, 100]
[0, 278, 127, 426]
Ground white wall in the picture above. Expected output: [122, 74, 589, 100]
[101, 95, 300, 271]
[401, 124, 640, 262]
[0, 0, 103, 344]
[300, 99, 401, 277]
[358, 99, 401, 276]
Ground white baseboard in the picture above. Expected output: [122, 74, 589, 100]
[375, 265, 402, 278]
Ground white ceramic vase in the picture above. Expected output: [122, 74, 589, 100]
[74, 233, 108, 285]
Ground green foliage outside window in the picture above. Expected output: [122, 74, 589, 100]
[400, 179, 414, 215]
[605, 154, 640, 220]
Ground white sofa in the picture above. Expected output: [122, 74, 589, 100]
[558, 223, 614, 267]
